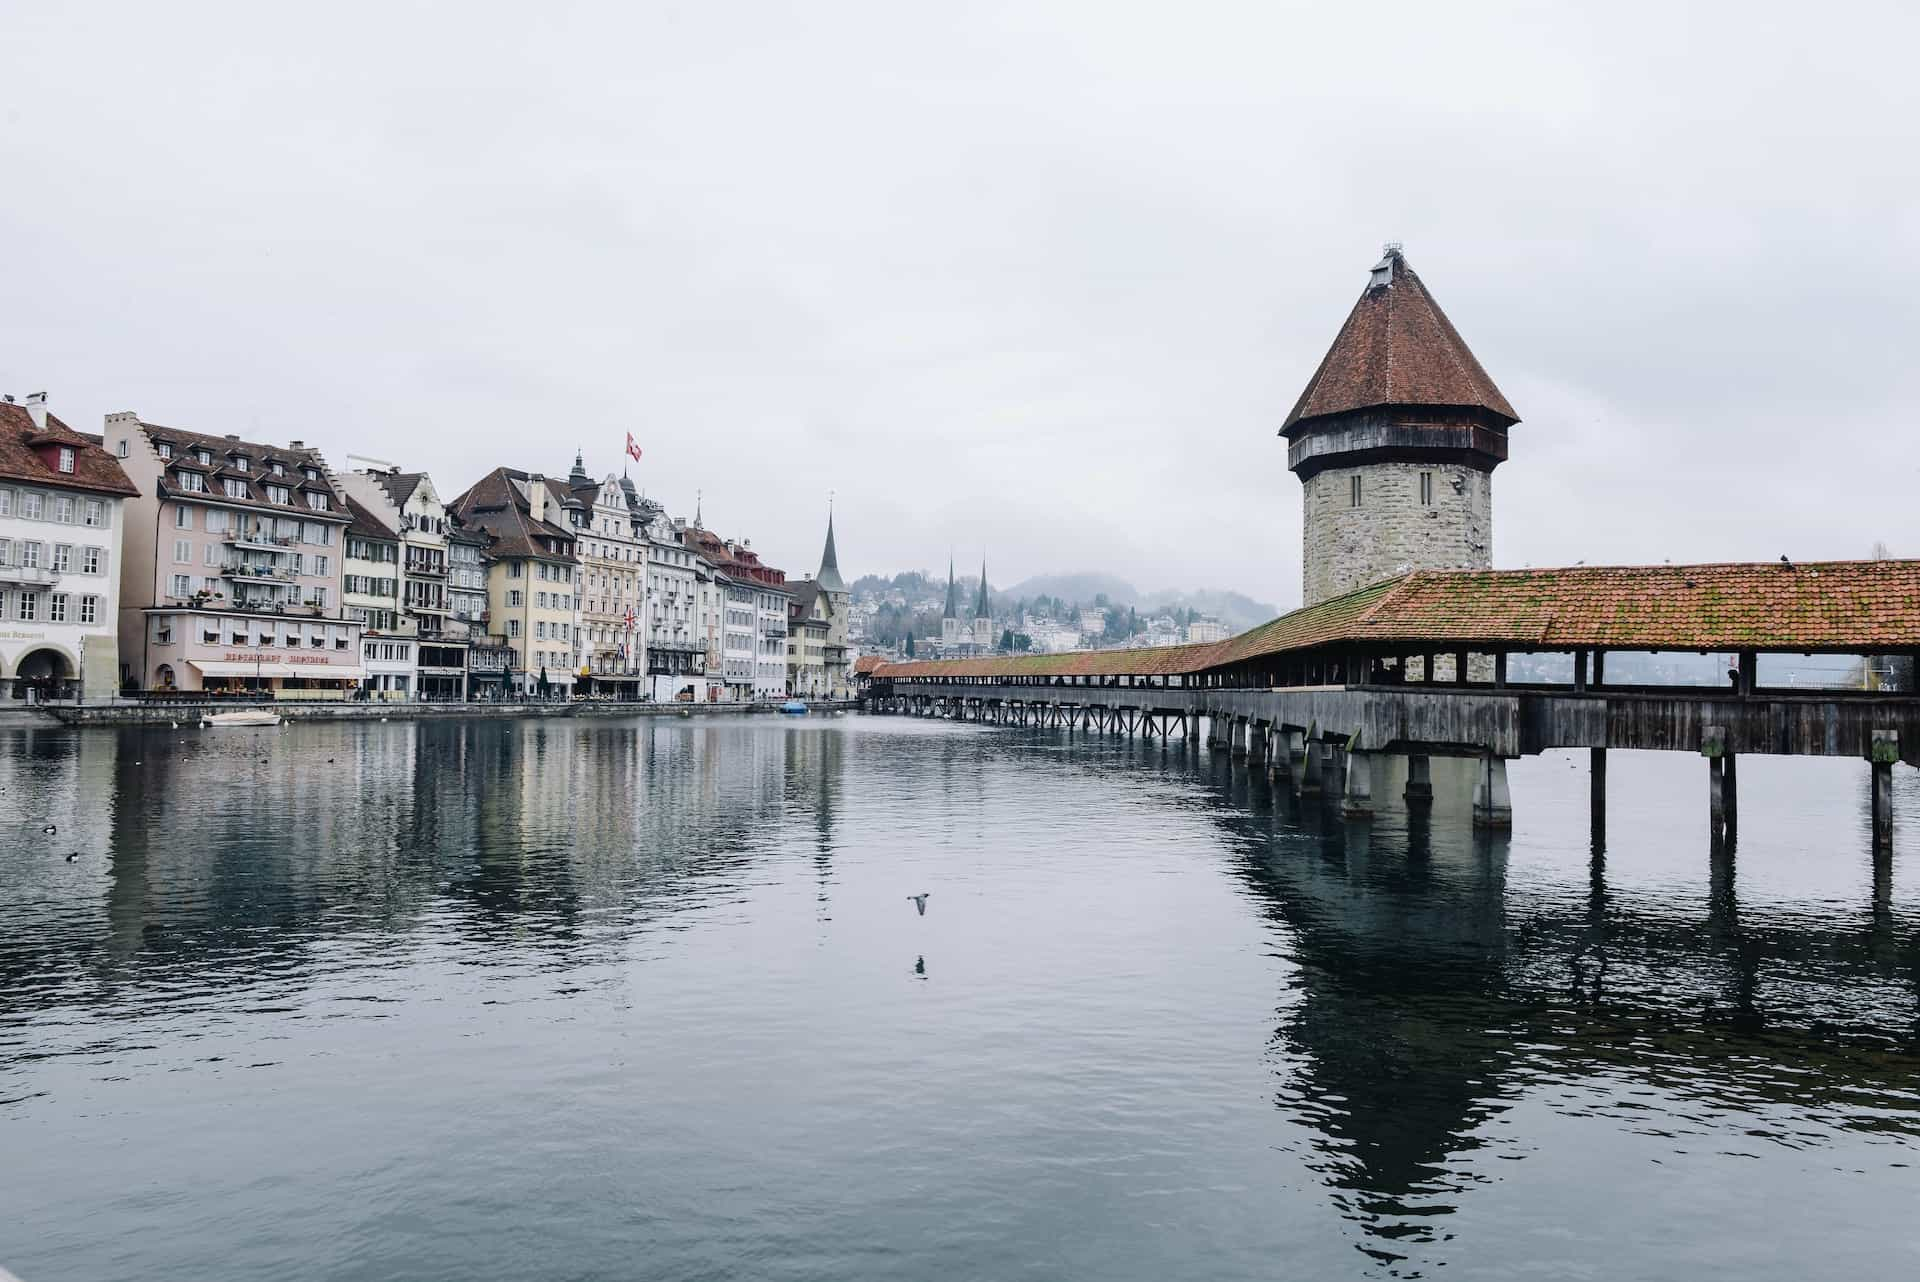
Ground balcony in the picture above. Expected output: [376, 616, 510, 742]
[225, 532, 297, 553]
[0, 564, 58, 588]
[223, 564, 296, 583]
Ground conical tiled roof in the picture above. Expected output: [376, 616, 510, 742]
[1282, 248, 1517, 433]
[816, 511, 846, 594]
[974, 562, 990, 619]
[943, 557, 959, 620]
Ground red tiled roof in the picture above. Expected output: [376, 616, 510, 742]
[448, 467, 578, 562]
[852, 655, 886, 675]
[874, 560, 1920, 682]
[1282, 248, 1517, 432]
[0, 404, 139, 497]
[137, 420, 350, 519]
[1346, 560, 1920, 651]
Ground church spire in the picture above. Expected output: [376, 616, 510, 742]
[816, 505, 846, 594]
[943, 555, 959, 620]
[974, 560, 990, 619]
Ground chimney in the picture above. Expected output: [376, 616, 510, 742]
[289, 439, 304, 450]
[24, 391, 47, 430]
[528, 474, 547, 524]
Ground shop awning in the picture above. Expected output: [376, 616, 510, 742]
[189, 661, 368, 681]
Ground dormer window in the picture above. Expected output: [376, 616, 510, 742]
[234, 456, 250, 472]
[224, 479, 248, 499]
[306, 492, 330, 511]
[267, 484, 291, 504]
[177, 470, 207, 493]
[196, 450, 212, 465]
[303, 468, 318, 482]
[270, 461, 285, 477]
[157, 442, 173, 459]
[57, 447, 75, 474]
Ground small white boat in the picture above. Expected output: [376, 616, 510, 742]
[202, 709, 282, 728]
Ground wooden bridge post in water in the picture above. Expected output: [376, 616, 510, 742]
[1703, 726, 1731, 849]
[1590, 747, 1607, 849]
[1871, 730, 1899, 857]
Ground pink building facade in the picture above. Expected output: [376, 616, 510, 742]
[105, 414, 363, 694]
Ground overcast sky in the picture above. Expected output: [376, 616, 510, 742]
[3, 1, 1916, 608]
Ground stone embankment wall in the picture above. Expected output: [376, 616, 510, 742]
[1301, 461, 1491, 605]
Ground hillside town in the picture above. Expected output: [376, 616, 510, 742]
[845, 561, 1235, 660]
[0, 396, 853, 703]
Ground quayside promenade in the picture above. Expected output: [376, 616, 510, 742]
[23, 698, 856, 727]
[871, 559, 1920, 854]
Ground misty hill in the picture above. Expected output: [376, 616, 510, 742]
[1001, 572, 1140, 605]
[1137, 588, 1278, 633]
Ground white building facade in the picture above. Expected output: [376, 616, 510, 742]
[0, 395, 136, 700]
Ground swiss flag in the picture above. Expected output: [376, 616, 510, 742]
[625, 432, 643, 463]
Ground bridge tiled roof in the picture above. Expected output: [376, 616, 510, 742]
[873, 559, 1920, 682]
[1353, 560, 1920, 651]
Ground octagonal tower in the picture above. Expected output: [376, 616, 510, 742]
[1284, 246, 1519, 606]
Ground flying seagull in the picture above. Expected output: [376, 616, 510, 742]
[908, 893, 929, 916]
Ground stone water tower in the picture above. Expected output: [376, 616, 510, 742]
[1284, 246, 1519, 605]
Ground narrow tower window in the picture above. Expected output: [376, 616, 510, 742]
[1349, 475, 1362, 508]
[1419, 471, 1433, 506]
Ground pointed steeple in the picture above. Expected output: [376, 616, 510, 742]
[974, 560, 990, 619]
[1281, 245, 1517, 434]
[569, 448, 589, 487]
[943, 555, 959, 619]
[816, 506, 846, 594]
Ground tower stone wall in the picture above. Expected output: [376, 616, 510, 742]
[1301, 462, 1492, 604]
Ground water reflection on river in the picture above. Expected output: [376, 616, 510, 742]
[2, 715, 1917, 1280]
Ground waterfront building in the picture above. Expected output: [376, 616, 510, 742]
[448, 468, 581, 699]
[0, 394, 138, 700]
[787, 580, 832, 697]
[339, 466, 468, 699]
[640, 507, 706, 701]
[564, 455, 648, 699]
[682, 527, 791, 702]
[1284, 245, 1518, 607]
[446, 524, 492, 659]
[104, 414, 362, 694]
[341, 495, 413, 699]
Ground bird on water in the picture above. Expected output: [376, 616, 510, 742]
[41, 823, 56, 835]
[908, 893, 929, 916]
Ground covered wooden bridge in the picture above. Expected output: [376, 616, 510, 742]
[868, 559, 1920, 850]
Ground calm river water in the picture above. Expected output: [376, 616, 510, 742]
[3, 714, 1918, 1280]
